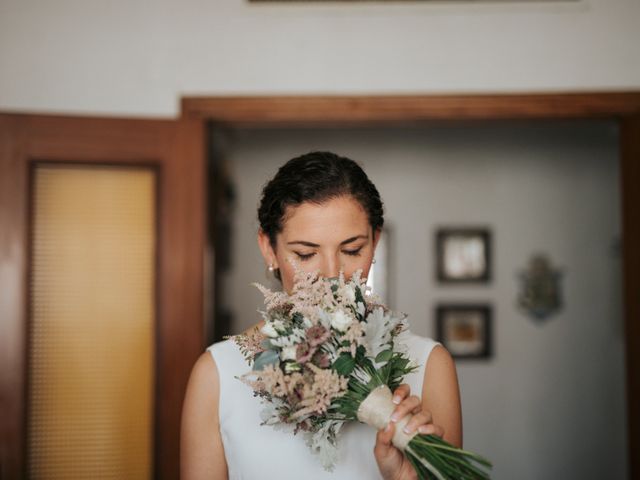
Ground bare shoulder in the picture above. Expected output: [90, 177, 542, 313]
[182, 351, 220, 433]
[421, 344, 463, 448]
[425, 344, 456, 376]
[421, 344, 457, 402]
[182, 352, 219, 439]
[187, 352, 219, 400]
[181, 351, 227, 479]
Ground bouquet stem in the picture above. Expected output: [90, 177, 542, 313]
[357, 385, 491, 480]
[357, 384, 417, 450]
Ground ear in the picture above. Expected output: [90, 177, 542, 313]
[257, 229, 278, 269]
[372, 227, 382, 251]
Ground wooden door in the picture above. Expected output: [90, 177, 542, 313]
[0, 113, 205, 479]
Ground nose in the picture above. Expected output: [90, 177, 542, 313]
[321, 254, 341, 279]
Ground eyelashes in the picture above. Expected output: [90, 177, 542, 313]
[295, 248, 363, 262]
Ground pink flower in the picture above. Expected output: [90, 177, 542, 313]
[296, 342, 317, 364]
[312, 351, 331, 369]
[307, 325, 330, 347]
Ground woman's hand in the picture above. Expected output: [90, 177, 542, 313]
[373, 384, 445, 480]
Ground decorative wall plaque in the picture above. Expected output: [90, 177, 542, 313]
[517, 253, 563, 321]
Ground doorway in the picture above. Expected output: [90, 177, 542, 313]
[185, 91, 640, 479]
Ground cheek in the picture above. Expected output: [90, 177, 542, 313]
[343, 249, 375, 280]
[278, 259, 300, 294]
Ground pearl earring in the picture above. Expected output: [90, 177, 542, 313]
[372, 258, 377, 264]
[268, 263, 275, 272]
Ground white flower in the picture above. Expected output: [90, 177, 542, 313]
[316, 309, 332, 329]
[363, 307, 396, 360]
[281, 345, 297, 361]
[330, 309, 353, 332]
[261, 322, 279, 338]
[341, 284, 356, 304]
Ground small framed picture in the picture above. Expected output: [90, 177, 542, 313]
[436, 228, 491, 283]
[435, 304, 492, 359]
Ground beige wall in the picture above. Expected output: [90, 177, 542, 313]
[1, 0, 639, 116]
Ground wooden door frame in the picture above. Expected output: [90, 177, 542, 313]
[182, 91, 640, 479]
[0, 114, 205, 479]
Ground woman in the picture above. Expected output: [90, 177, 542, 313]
[181, 151, 462, 479]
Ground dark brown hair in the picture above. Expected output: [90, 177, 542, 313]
[258, 151, 384, 250]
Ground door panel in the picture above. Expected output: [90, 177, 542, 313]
[29, 164, 155, 479]
[0, 114, 205, 479]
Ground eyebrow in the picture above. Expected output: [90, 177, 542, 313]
[287, 235, 369, 248]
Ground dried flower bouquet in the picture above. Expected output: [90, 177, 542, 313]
[235, 269, 492, 480]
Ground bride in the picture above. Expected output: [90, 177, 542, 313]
[181, 151, 462, 479]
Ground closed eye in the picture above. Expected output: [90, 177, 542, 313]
[294, 247, 363, 261]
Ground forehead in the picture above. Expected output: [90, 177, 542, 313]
[280, 196, 370, 241]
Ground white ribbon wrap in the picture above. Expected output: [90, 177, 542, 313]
[356, 385, 417, 451]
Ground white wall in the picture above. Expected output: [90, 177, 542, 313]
[1, 0, 639, 117]
[222, 120, 626, 479]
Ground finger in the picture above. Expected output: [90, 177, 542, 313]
[402, 411, 433, 435]
[417, 422, 445, 438]
[375, 422, 395, 454]
[392, 384, 410, 405]
[390, 395, 421, 423]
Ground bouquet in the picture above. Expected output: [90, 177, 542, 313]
[234, 268, 492, 480]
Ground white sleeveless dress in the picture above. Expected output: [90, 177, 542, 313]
[207, 332, 440, 480]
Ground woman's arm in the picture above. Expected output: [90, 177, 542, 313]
[374, 344, 462, 480]
[180, 352, 228, 480]
[421, 344, 462, 448]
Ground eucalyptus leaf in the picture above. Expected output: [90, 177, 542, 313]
[253, 349, 280, 371]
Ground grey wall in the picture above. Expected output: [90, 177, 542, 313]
[221, 121, 626, 479]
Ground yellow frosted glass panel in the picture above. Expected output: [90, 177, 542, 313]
[29, 165, 155, 479]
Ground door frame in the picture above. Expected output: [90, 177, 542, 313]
[182, 91, 640, 479]
[0, 114, 205, 479]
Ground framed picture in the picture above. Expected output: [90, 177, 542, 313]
[436, 227, 491, 283]
[435, 304, 492, 359]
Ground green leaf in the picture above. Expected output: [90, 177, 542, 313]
[375, 349, 393, 364]
[253, 350, 280, 371]
[355, 286, 365, 304]
[332, 354, 356, 376]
